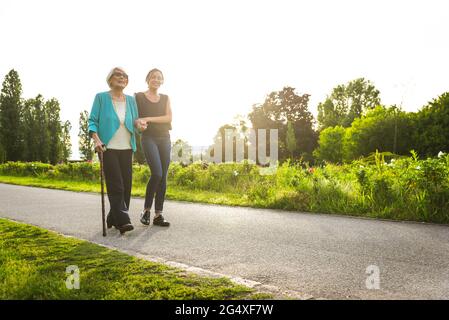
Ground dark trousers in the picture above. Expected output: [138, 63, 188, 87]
[141, 135, 171, 212]
[102, 149, 133, 227]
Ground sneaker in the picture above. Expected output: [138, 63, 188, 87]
[140, 210, 151, 226]
[153, 214, 170, 227]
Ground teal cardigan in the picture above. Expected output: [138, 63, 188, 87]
[88, 92, 139, 152]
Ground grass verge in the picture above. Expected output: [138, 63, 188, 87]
[0, 175, 253, 207]
[0, 218, 270, 300]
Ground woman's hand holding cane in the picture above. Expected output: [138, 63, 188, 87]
[92, 134, 106, 153]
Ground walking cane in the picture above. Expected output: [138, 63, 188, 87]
[98, 147, 106, 237]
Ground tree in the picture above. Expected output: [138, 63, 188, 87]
[33, 95, 50, 163]
[0, 70, 70, 163]
[78, 110, 94, 161]
[172, 139, 193, 164]
[317, 78, 381, 130]
[208, 123, 236, 163]
[22, 97, 40, 161]
[343, 105, 415, 162]
[0, 69, 24, 161]
[0, 144, 4, 163]
[45, 98, 62, 164]
[61, 120, 72, 161]
[22, 95, 66, 163]
[0, 90, 2, 163]
[248, 86, 317, 163]
[209, 115, 251, 163]
[313, 126, 346, 164]
[285, 120, 297, 159]
[413, 92, 449, 157]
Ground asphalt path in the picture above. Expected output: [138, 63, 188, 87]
[1, 183, 448, 299]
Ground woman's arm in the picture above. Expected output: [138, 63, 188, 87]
[131, 98, 147, 132]
[140, 96, 172, 124]
[91, 132, 106, 152]
[88, 94, 100, 135]
[88, 94, 106, 152]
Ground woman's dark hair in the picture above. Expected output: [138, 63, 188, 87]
[145, 68, 164, 83]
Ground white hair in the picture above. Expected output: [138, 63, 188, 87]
[106, 67, 127, 87]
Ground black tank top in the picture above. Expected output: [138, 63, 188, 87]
[135, 92, 172, 137]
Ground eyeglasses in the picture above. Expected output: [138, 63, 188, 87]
[113, 72, 128, 79]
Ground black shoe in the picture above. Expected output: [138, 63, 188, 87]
[118, 224, 134, 235]
[153, 214, 170, 227]
[140, 210, 151, 226]
[106, 214, 114, 229]
[108, 221, 119, 230]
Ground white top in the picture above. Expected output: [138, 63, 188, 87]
[107, 100, 132, 150]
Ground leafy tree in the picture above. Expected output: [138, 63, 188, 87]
[172, 139, 193, 164]
[211, 123, 236, 163]
[22, 95, 67, 163]
[248, 86, 317, 163]
[413, 92, 449, 157]
[33, 95, 50, 163]
[0, 70, 70, 163]
[61, 120, 72, 161]
[317, 78, 381, 130]
[343, 105, 415, 161]
[313, 126, 346, 164]
[78, 110, 94, 161]
[0, 93, 2, 162]
[285, 120, 297, 159]
[22, 97, 40, 161]
[0, 125, 4, 162]
[208, 115, 251, 163]
[0, 144, 4, 163]
[45, 98, 62, 164]
[0, 69, 24, 161]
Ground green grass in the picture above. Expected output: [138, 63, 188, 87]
[0, 175, 100, 193]
[0, 175, 253, 207]
[0, 218, 271, 300]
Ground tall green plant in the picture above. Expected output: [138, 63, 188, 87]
[0, 69, 24, 161]
[317, 78, 381, 130]
[45, 98, 63, 164]
[61, 120, 72, 161]
[413, 92, 449, 157]
[286, 121, 297, 159]
[78, 110, 93, 161]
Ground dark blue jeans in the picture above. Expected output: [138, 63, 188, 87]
[141, 135, 171, 212]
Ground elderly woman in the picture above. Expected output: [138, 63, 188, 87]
[88, 67, 146, 235]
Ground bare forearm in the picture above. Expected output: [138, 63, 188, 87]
[141, 115, 172, 124]
[91, 133, 102, 144]
[91, 132, 106, 152]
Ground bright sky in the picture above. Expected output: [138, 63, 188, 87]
[1, 0, 448, 159]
